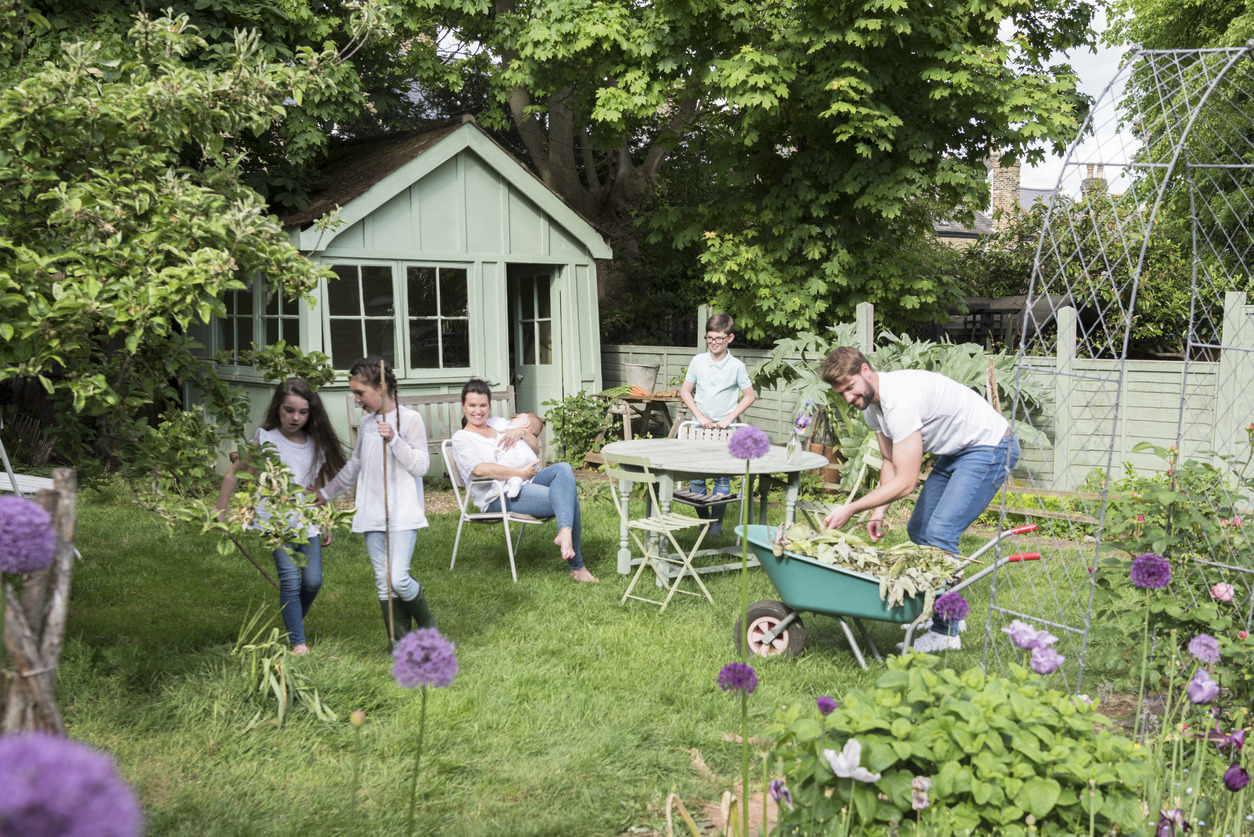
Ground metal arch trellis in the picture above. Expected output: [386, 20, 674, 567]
[979, 43, 1254, 695]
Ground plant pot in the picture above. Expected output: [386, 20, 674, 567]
[623, 363, 660, 393]
[809, 442, 843, 492]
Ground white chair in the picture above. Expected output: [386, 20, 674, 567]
[442, 439, 553, 582]
[668, 420, 749, 522]
[607, 453, 715, 611]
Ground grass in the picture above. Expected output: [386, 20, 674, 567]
[52, 478, 1127, 836]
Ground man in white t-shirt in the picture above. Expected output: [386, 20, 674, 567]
[818, 346, 1019, 653]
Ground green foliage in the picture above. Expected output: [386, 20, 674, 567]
[230, 609, 337, 729]
[541, 390, 609, 465]
[766, 654, 1151, 836]
[236, 342, 338, 392]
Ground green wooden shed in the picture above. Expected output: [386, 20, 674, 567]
[197, 117, 611, 462]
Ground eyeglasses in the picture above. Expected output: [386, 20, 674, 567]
[705, 334, 730, 344]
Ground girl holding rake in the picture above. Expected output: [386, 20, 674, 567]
[316, 357, 437, 646]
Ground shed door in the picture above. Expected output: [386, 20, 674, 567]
[508, 268, 561, 420]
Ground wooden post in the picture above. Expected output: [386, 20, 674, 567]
[1052, 307, 1077, 490]
[1211, 291, 1250, 464]
[855, 302, 875, 355]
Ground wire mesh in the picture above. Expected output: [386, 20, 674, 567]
[980, 45, 1254, 694]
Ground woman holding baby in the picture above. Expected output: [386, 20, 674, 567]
[451, 379, 598, 582]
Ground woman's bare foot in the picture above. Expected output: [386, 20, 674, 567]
[554, 527, 576, 561]
[570, 567, 599, 583]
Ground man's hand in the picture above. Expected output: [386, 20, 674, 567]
[866, 517, 885, 542]
[823, 504, 856, 531]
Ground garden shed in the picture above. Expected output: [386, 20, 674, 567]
[196, 116, 611, 458]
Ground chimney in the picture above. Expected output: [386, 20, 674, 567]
[990, 156, 1021, 220]
[1082, 164, 1107, 196]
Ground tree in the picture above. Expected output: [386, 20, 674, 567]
[419, 0, 1097, 336]
[0, 9, 335, 484]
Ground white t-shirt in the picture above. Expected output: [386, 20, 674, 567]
[322, 405, 430, 533]
[452, 417, 532, 510]
[862, 370, 1008, 457]
[251, 427, 324, 537]
[685, 351, 752, 422]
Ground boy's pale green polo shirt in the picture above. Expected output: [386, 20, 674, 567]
[685, 351, 751, 422]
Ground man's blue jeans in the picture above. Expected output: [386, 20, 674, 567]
[272, 538, 322, 646]
[486, 462, 585, 570]
[908, 432, 1020, 635]
[689, 476, 732, 530]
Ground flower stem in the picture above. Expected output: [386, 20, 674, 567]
[406, 686, 428, 837]
[740, 461, 750, 661]
[1133, 589, 1151, 743]
[740, 691, 749, 837]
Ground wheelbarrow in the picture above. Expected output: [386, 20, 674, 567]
[732, 523, 1041, 668]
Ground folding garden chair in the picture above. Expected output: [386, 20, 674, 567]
[442, 439, 553, 583]
[668, 420, 750, 522]
[606, 452, 715, 611]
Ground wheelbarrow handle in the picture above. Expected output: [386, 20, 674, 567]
[1008, 524, 1038, 535]
[1006, 551, 1041, 562]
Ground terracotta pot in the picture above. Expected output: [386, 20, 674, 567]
[809, 442, 843, 491]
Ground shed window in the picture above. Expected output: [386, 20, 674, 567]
[327, 264, 396, 370]
[406, 266, 470, 369]
[220, 284, 256, 362]
[262, 287, 302, 347]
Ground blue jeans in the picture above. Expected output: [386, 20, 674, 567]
[689, 476, 733, 528]
[272, 538, 322, 646]
[908, 433, 1020, 635]
[364, 529, 421, 602]
[486, 462, 585, 570]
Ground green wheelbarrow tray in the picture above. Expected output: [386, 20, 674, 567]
[734, 523, 1040, 669]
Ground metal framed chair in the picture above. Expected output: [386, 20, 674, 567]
[442, 439, 553, 583]
[668, 420, 750, 520]
[607, 452, 715, 611]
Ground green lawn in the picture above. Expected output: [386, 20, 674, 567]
[55, 481, 1120, 836]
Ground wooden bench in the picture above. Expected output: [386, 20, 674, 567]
[1, 411, 54, 496]
[346, 386, 544, 467]
[993, 482, 1101, 526]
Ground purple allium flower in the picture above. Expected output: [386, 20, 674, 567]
[1187, 633, 1222, 665]
[728, 425, 770, 460]
[1130, 553, 1171, 589]
[717, 661, 757, 696]
[933, 592, 970, 622]
[1002, 619, 1058, 651]
[1187, 668, 1220, 704]
[816, 695, 837, 716]
[392, 628, 458, 689]
[911, 776, 931, 811]
[1030, 646, 1065, 675]
[1225, 763, 1250, 792]
[768, 778, 794, 811]
[0, 733, 143, 837]
[1156, 808, 1189, 837]
[0, 496, 56, 574]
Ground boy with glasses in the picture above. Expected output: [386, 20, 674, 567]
[679, 312, 757, 536]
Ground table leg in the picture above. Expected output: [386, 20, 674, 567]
[784, 473, 801, 524]
[616, 476, 632, 575]
[620, 399, 632, 441]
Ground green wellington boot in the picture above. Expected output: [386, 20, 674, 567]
[400, 591, 438, 630]
[379, 598, 412, 648]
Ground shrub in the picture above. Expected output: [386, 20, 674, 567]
[542, 390, 608, 465]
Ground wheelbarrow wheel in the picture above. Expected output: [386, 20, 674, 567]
[735, 600, 805, 658]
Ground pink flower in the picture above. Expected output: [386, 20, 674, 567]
[1221, 518, 1230, 527]
[1241, 631, 1249, 640]
[1212, 583, 1236, 602]
[1234, 516, 1244, 528]
[1135, 514, 1145, 523]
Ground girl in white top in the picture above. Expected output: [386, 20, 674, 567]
[214, 378, 347, 654]
[316, 358, 437, 645]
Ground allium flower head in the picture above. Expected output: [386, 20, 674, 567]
[768, 778, 794, 811]
[1225, 763, 1250, 792]
[911, 776, 931, 811]
[816, 695, 837, 716]
[717, 661, 757, 696]
[1187, 668, 1220, 704]
[392, 628, 458, 689]
[933, 591, 970, 622]
[1002, 619, 1058, 651]
[0, 733, 143, 837]
[1030, 646, 1065, 675]
[1211, 583, 1236, 602]
[0, 496, 56, 574]
[1131, 553, 1171, 589]
[728, 425, 770, 460]
[823, 739, 881, 783]
[1188, 633, 1222, 665]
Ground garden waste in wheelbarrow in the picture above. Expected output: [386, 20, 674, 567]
[733, 523, 1040, 668]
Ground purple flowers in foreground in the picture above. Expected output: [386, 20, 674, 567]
[0, 733, 143, 837]
[768, 778, 794, 811]
[1003, 619, 1065, 674]
[392, 628, 458, 689]
[1186, 668, 1220, 704]
[1156, 808, 1189, 836]
[728, 425, 770, 460]
[911, 776, 931, 811]
[1030, 647, 1066, 675]
[933, 591, 969, 622]
[718, 661, 757, 696]
[0, 495, 56, 574]
[1130, 553, 1172, 589]
[816, 695, 837, 716]
[1187, 633, 1221, 664]
[1224, 762, 1250, 792]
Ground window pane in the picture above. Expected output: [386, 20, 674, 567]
[440, 268, 468, 316]
[366, 319, 396, 368]
[281, 318, 300, 345]
[264, 290, 279, 316]
[538, 320, 552, 365]
[522, 321, 536, 365]
[328, 266, 361, 314]
[410, 319, 439, 368]
[407, 266, 437, 317]
[330, 321, 364, 369]
[265, 318, 279, 347]
[362, 266, 393, 317]
[536, 278, 550, 319]
[520, 276, 534, 320]
[443, 319, 470, 368]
